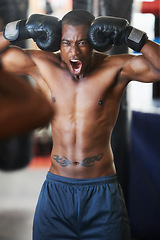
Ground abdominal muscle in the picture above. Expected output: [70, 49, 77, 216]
[49, 123, 116, 179]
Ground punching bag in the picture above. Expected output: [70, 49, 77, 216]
[0, 134, 33, 171]
[0, 0, 33, 171]
[96, 0, 133, 203]
[73, 0, 133, 203]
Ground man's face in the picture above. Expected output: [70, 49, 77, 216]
[60, 24, 93, 77]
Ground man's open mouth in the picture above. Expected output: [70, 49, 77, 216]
[70, 59, 82, 75]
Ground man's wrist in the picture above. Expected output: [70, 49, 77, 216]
[123, 26, 148, 52]
[3, 20, 30, 43]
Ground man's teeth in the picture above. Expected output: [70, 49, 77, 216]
[71, 60, 79, 62]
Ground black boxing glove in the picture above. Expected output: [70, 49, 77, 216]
[3, 14, 61, 52]
[88, 16, 148, 52]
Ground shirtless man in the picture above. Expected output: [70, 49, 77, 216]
[0, 9, 160, 240]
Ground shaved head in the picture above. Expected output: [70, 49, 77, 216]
[62, 9, 95, 27]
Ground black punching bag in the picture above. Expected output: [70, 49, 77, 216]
[73, 0, 133, 203]
[0, 0, 33, 171]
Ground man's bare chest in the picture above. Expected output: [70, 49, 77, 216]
[48, 72, 120, 118]
[35, 60, 126, 115]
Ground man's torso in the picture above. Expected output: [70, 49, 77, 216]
[29, 50, 129, 178]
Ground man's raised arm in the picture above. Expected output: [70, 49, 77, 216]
[88, 16, 160, 83]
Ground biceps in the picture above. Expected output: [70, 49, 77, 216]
[124, 55, 160, 83]
[1, 47, 35, 75]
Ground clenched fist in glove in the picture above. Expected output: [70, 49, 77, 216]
[88, 16, 148, 52]
[3, 14, 61, 52]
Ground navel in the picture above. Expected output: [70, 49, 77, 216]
[73, 161, 80, 165]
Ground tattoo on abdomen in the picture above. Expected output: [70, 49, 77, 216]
[52, 153, 103, 167]
[81, 153, 103, 167]
[52, 155, 71, 167]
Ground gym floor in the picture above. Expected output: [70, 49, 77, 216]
[0, 157, 50, 240]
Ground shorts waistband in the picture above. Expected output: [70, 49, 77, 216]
[46, 172, 118, 186]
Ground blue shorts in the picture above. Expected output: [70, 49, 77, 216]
[33, 172, 131, 240]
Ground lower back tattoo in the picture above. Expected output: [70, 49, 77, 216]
[52, 153, 103, 167]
